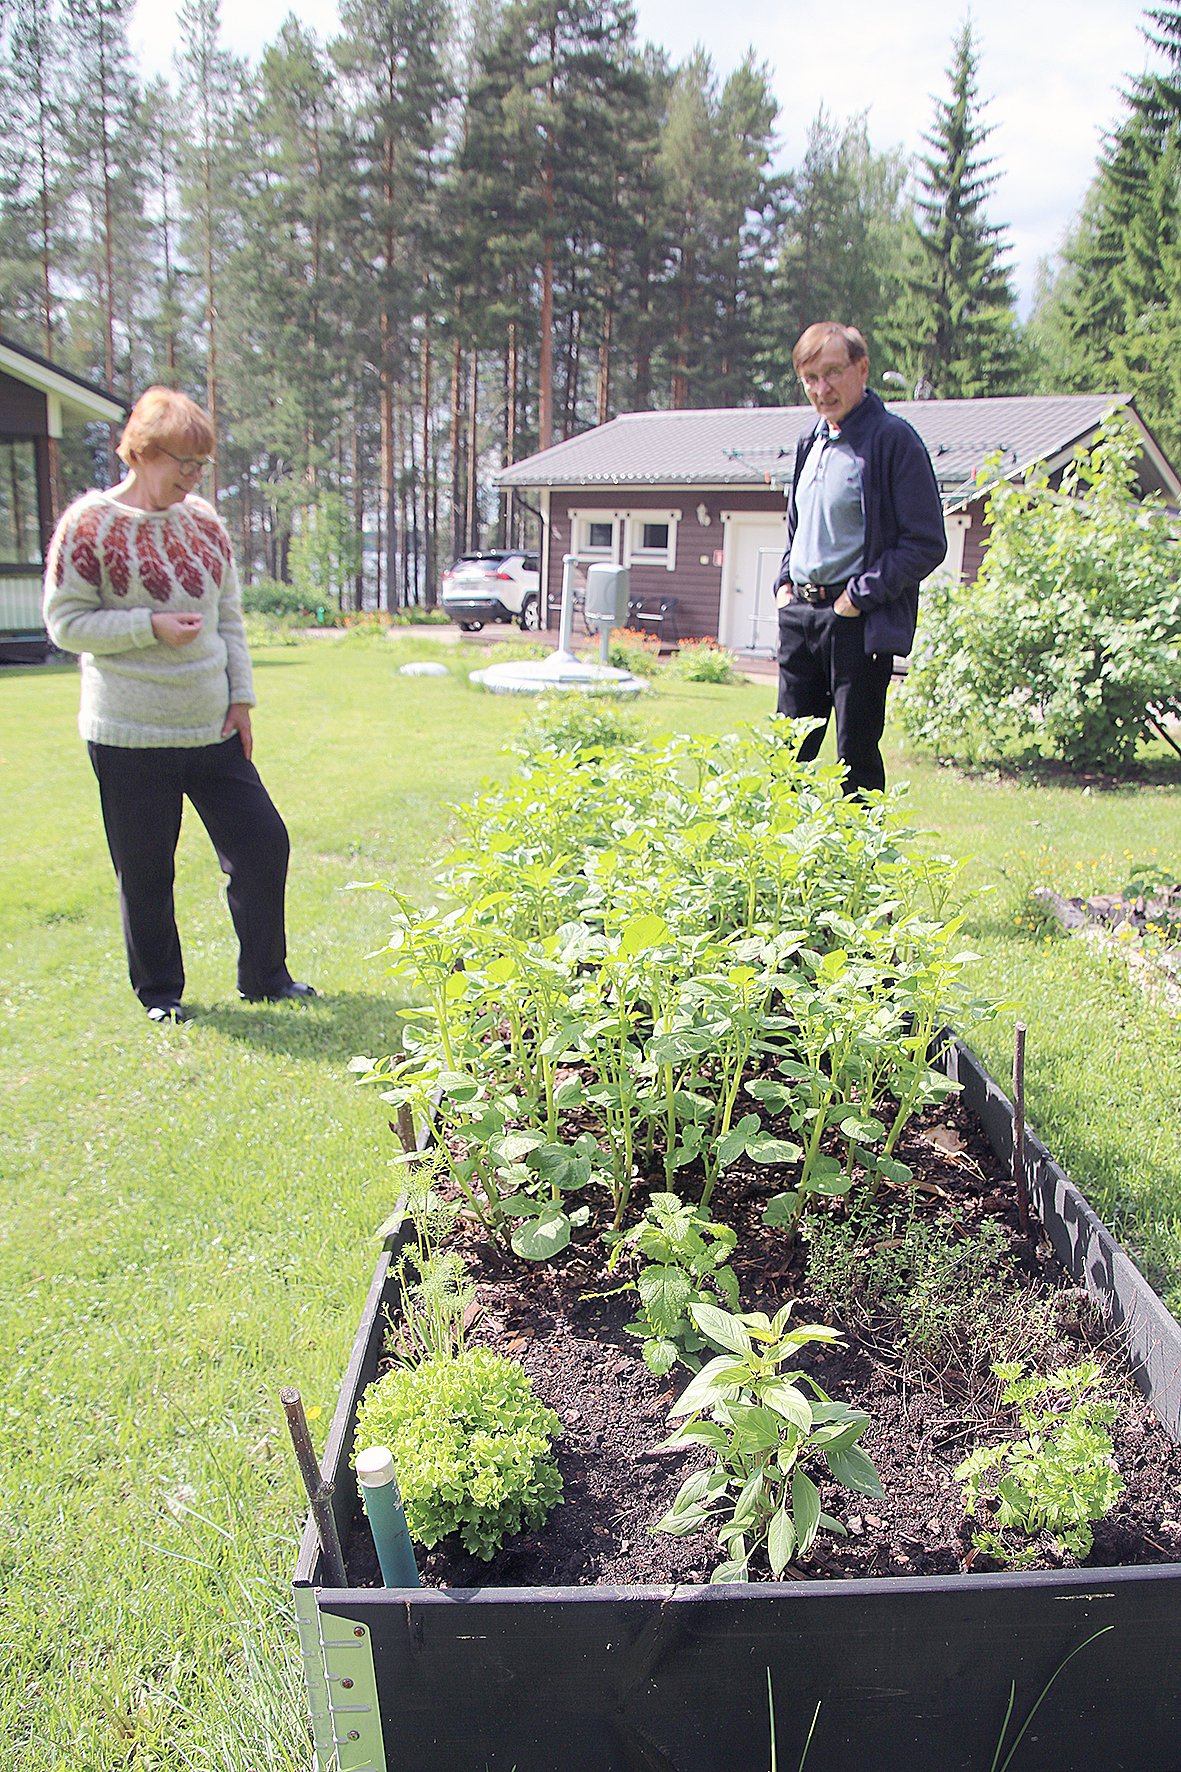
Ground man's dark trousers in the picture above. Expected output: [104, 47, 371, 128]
[88, 732, 292, 1008]
[777, 598, 893, 794]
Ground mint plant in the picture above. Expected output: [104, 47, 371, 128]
[653, 1301, 883, 1582]
[956, 1361, 1124, 1564]
[608, 1192, 740, 1375]
[353, 1347, 563, 1560]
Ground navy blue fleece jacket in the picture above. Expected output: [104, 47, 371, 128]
[776, 389, 947, 657]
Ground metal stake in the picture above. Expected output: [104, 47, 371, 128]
[283, 1385, 348, 1587]
[1013, 1021, 1029, 1234]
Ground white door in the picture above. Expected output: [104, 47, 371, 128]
[721, 520, 787, 654]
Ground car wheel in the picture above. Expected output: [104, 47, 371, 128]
[459, 620, 484, 632]
[520, 595, 541, 631]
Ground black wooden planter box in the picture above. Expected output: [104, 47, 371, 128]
[293, 1040, 1181, 1772]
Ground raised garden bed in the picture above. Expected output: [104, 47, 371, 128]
[293, 1037, 1181, 1772]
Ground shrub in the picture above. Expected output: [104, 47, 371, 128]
[352, 1347, 563, 1559]
[606, 626, 662, 677]
[899, 415, 1181, 770]
[241, 577, 312, 618]
[667, 637, 739, 684]
[512, 689, 643, 758]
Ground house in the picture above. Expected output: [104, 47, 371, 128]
[494, 394, 1181, 653]
[0, 335, 127, 662]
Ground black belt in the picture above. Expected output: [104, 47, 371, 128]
[792, 581, 846, 605]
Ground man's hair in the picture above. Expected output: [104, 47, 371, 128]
[793, 323, 869, 373]
[117, 386, 215, 465]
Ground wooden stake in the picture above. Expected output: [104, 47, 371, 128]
[1013, 1021, 1029, 1234]
[282, 1386, 347, 1588]
[396, 1103, 415, 1154]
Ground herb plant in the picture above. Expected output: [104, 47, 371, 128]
[956, 1361, 1123, 1564]
[653, 1301, 883, 1582]
[353, 1348, 563, 1560]
[609, 1191, 740, 1375]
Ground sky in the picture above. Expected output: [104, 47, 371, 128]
[130, 0, 1155, 317]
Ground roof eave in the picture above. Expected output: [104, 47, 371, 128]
[0, 337, 127, 425]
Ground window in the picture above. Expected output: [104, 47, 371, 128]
[626, 511, 680, 572]
[569, 511, 620, 559]
[0, 440, 41, 566]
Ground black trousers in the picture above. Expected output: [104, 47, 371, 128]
[88, 733, 293, 1008]
[776, 600, 894, 794]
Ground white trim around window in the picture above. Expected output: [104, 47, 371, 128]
[565, 507, 682, 572]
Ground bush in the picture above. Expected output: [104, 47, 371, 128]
[241, 577, 312, 618]
[512, 689, 643, 758]
[352, 1347, 562, 1559]
[666, 637, 739, 684]
[899, 416, 1181, 770]
[605, 626, 662, 677]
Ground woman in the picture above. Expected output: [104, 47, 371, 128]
[43, 386, 315, 1023]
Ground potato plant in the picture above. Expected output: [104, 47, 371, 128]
[352, 725, 995, 1257]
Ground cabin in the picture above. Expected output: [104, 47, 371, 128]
[495, 394, 1181, 654]
[0, 335, 127, 662]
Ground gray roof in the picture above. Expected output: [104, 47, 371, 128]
[495, 393, 1172, 505]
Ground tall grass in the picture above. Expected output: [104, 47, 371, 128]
[2, 633, 1180, 1766]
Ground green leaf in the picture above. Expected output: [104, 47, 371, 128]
[762, 1192, 800, 1228]
[688, 1301, 754, 1356]
[654, 1501, 711, 1536]
[715, 1113, 761, 1167]
[490, 1129, 546, 1164]
[552, 1076, 585, 1109]
[725, 1404, 786, 1452]
[642, 1339, 680, 1377]
[824, 1443, 885, 1498]
[768, 1503, 797, 1575]
[527, 1141, 591, 1190]
[617, 912, 670, 958]
[838, 1114, 882, 1143]
[759, 1380, 812, 1433]
[792, 1468, 822, 1556]
[746, 1077, 796, 1114]
[745, 1134, 803, 1165]
[638, 1263, 694, 1326]
[511, 1207, 572, 1261]
[668, 1354, 749, 1417]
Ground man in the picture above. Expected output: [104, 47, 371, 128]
[775, 322, 946, 794]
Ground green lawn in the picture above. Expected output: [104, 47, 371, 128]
[3, 632, 1181, 1768]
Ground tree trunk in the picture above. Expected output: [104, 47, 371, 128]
[466, 345, 479, 552]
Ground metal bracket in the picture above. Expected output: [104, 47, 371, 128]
[316, 1605, 389, 1772]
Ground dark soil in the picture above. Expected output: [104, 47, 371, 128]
[343, 1092, 1181, 1590]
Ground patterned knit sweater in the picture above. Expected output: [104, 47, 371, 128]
[43, 490, 255, 748]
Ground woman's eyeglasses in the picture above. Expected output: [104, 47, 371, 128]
[160, 449, 211, 475]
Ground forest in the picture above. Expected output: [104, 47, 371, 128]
[0, 0, 1175, 607]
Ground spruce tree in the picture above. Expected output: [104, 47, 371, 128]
[881, 22, 1020, 398]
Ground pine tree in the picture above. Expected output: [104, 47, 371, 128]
[881, 22, 1021, 398]
[757, 109, 907, 403]
[174, 0, 247, 500]
[1030, 6, 1181, 449]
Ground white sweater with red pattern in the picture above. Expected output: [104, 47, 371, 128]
[43, 490, 255, 748]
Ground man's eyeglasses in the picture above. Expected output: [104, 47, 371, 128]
[798, 361, 855, 392]
[160, 448, 212, 475]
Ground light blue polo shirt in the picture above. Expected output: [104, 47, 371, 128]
[788, 424, 866, 587]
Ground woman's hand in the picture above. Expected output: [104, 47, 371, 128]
[222, 702, 253, 761]
[151, 611, 203, 646]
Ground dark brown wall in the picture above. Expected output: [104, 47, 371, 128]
[0, 372, 48, 438]
[545, 485, 784, 639]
